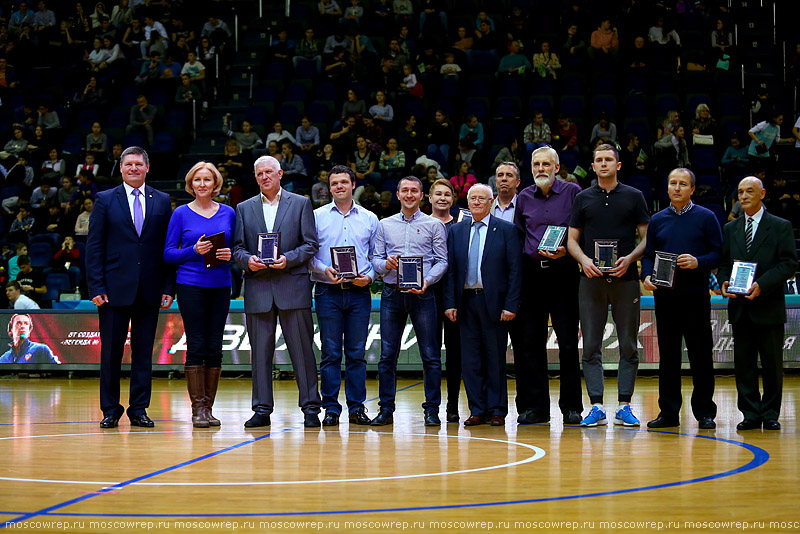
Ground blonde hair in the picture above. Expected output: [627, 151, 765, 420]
[694, 103, 711, 119]
[185, 161, 224, 197]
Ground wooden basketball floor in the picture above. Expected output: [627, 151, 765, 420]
[1, 375, 799, 533]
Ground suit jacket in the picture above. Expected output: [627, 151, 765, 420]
[232, 190, 319, 313]
[444, 215, 522, 322]
[718, 210, 798, 325]
[86, 183, 175, 307]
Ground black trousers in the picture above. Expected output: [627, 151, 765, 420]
[176, 283, 231, 368]
[732, 316, 784, 421]
[514, 257, 583, 416]
[653, 289, 717, 420]
[434, 282, 462, 410]
[99, 284, 160, 418]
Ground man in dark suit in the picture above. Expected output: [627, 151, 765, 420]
[232, 155, 322, 429]
[719, 176, 798, 431]
[444, 184, 522, 426]
[86, 146, 175, 428]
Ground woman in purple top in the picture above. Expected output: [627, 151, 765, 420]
[164, 161, 235, 428]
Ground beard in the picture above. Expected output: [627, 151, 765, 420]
[534, 175, 554, 189]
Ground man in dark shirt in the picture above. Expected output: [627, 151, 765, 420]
[567, 143, 650, 427]
[14, 256, 47, 307]
[641, 168, 722, 430]
[514, 147, 583, 425]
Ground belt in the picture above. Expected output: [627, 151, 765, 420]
[463, 288, 484, 295]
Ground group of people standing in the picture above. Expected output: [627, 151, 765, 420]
[85, 143, 797, 432]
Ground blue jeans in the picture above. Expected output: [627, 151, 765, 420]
[315, 283, 371, 415]
[377, 286, 441, 412]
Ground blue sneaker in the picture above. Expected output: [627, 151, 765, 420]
[580, 406, 607, 427]
[614, 405, 641, 426]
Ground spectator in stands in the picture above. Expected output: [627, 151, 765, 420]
[379, 137, 405, 180]
[765, 175, 800, 226]
[121, 17, 143, 58]
[85, 122, 108, 158]
[3, 152, 34, 189]
[472, 19, 501, 53]
[85, 37, 110, 72]
[32, 1, 57, 42]
[75, 153, 101, 178]
[5, 281, 40, 309]
[294, 27, 322, 74]
[158, 52, 182, 88]
[459, 114, 484, 152]
[36, 103, 60, 130]
[39, 203, 67, 235]
[360, 115, 385, 151]
[1, 127, 28, 161]
[14, 255, 46, 306]
[319, 0, 343, 25]
[110, 0, 133, 29]
[710, 18, 733, 59]
[419, 0, 447, 33]
[452, 25, 473, 54]
[126, 95, 157, 147]
[562, 24, 586, 59]
[135, 51, 161, 86]
[94, 17, 117, 42]
[342, 0, 364, 30]
[554, 114, 578, 152]
[71, 169, 98, 204]
[648, 16, 681, 65]
[90, 2, 108, 29]
[341, 89, 366, 120]
[373, 190, 397, 218]
[102, 143, 124, 184]
[455, 139, 476, 168]
[523, 112, 552, 155]
[672, 125, 691, 168]
[73, 197, 93, 238]
[201, 15, 231, 40]
[8, 2, 34, 38]
[8, 204, 35, 242]
[221, 139, 246, 183]
[169, 14, 194, 48]
[474, 10, 495, 31]
[265, 140, 282, 163]
[40, 148, 66, 180]
[427, 109, 454, 162]
[354, 182, 379, 210]
[690, 103, 718, 141]
[223, 118, 262, 153]
[492, 137, 523, 173]
[398, 63, 422, 99]
[197, 36, 216, 68]
[265, 121, 296, 146]
[322, 29, 350, 55]
[0, 56, 18, 96]
[322, 46, 350, 82]
[29, 181, 56, 210]
[748, 112, 788, 165]
[621, 133, 648, 176]
[369, 90, 394, 125]
[7, 244, 27, 281]
[349, 135, 379, 184]
[532, 40, 560, 79]
[57, 176, 76, 210]
[74, 75, 107, 108]
[370, 56, 401, 96]
[721, 133, 749, 178]
[628, 35, 650, 70]
[311, 169, 331, 207]
[591, 112, 618, 144]
[313, 142, 343, 174]
[70, 2, 91, 39]
[656, 110, 681, 148]
[397, 113, 421, 159]
[330, 115, 358, 154]
[393, 0, 413, 25]
[499, 39, 531, 78]
[280, 141, 307, 179]
[52, 235, 81, 288]
[450, 160, 476, 207]
[295, 116, 320, 155]
[386, 38, 408, 72]
[268, 28, 294, 67]
[142, 14, 168, 58]
[175, 73, 201, 103]
[505, 4, 529, 42]
[439, 51, 462, 80]
[589, 17, 619, 59]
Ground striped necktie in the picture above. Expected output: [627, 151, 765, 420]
[745, 217, 753, 252]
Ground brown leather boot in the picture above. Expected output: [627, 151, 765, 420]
[204, 366, 222, 426]
[185, 365, 209, 428]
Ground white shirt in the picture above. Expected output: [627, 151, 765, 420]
[13, 294, 40, 310]
[123, 181, 146, 223]
[465, 215, 489, 288]
[744, 205, 764, 242]
[261, 189, 283, 232]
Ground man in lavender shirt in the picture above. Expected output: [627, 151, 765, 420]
[514, 147, 583, 426]
[371, 176, 448, 427]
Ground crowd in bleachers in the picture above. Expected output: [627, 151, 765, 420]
[1, 0, 799, 309]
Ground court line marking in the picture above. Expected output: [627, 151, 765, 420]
[0, 429, 771, 521]
[0, 431, 546, 486]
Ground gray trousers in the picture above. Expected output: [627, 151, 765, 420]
[246, 306, 322, 415]
[579, 277, 641, 404]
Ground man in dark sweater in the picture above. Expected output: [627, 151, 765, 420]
[641, 168, 722, 430]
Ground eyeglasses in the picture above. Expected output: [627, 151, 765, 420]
[468, 197, 491, 204]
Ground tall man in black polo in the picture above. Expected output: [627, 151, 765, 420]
[719, 176, 797, 430]
[567, 143, 650, 427]
[445, 184, 522, 426]
[642, 168, 721, 430]
[514, 147, 583, 425]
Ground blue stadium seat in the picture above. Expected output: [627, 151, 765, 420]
[28, 242, 53, 269]
[627, 175, 653, 201]
[43, 273, 71, 303]
[693, 147, 718, 171]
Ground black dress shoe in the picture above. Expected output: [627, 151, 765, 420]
[129, 414, 155, 427]
[763, 419, 781, 430]
[464, 415, 485, 426]
[370, 409, 393, 426]
[244, 413, 271, 428]
[490, 415, 505, 426]
[348, 408, 371, 425]
[517, 409, 550, 425]
[99, 415, 119, 428]
[446, 411, 459, 423]
[424, 411, 441, 426]
[304, 413, 321, 428]
[698, 417, 716, 429]
[737, 419, 762, 430]
[647, 416, 680, 428]
[322, 412, 339, 427]
[563, 411, 582, 425]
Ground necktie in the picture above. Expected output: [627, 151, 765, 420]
[744, 217, 753, 252]
[789, 280, 796, 294]
[466, 221, 483, 287]
[133, 189, 143, 236]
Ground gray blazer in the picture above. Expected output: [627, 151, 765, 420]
[232, 190, 319, 313]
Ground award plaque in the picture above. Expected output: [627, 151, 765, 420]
[330, 246, 358, 279]
[593, 239, 619, 272]
[202, 231, 226, 269]
[257, 232, 281, 264]
[651, 251, 679, 288]
[538, 225, 567, 253]
[397, 256, 424, 291]
[728, 260, 757, 294]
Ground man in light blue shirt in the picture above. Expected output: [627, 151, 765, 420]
[310, 165, 378, 427]
[371, 176, 448, 426]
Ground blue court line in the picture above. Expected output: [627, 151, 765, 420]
[0, 429, 770, 521]
[0, 382, 425, 527]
